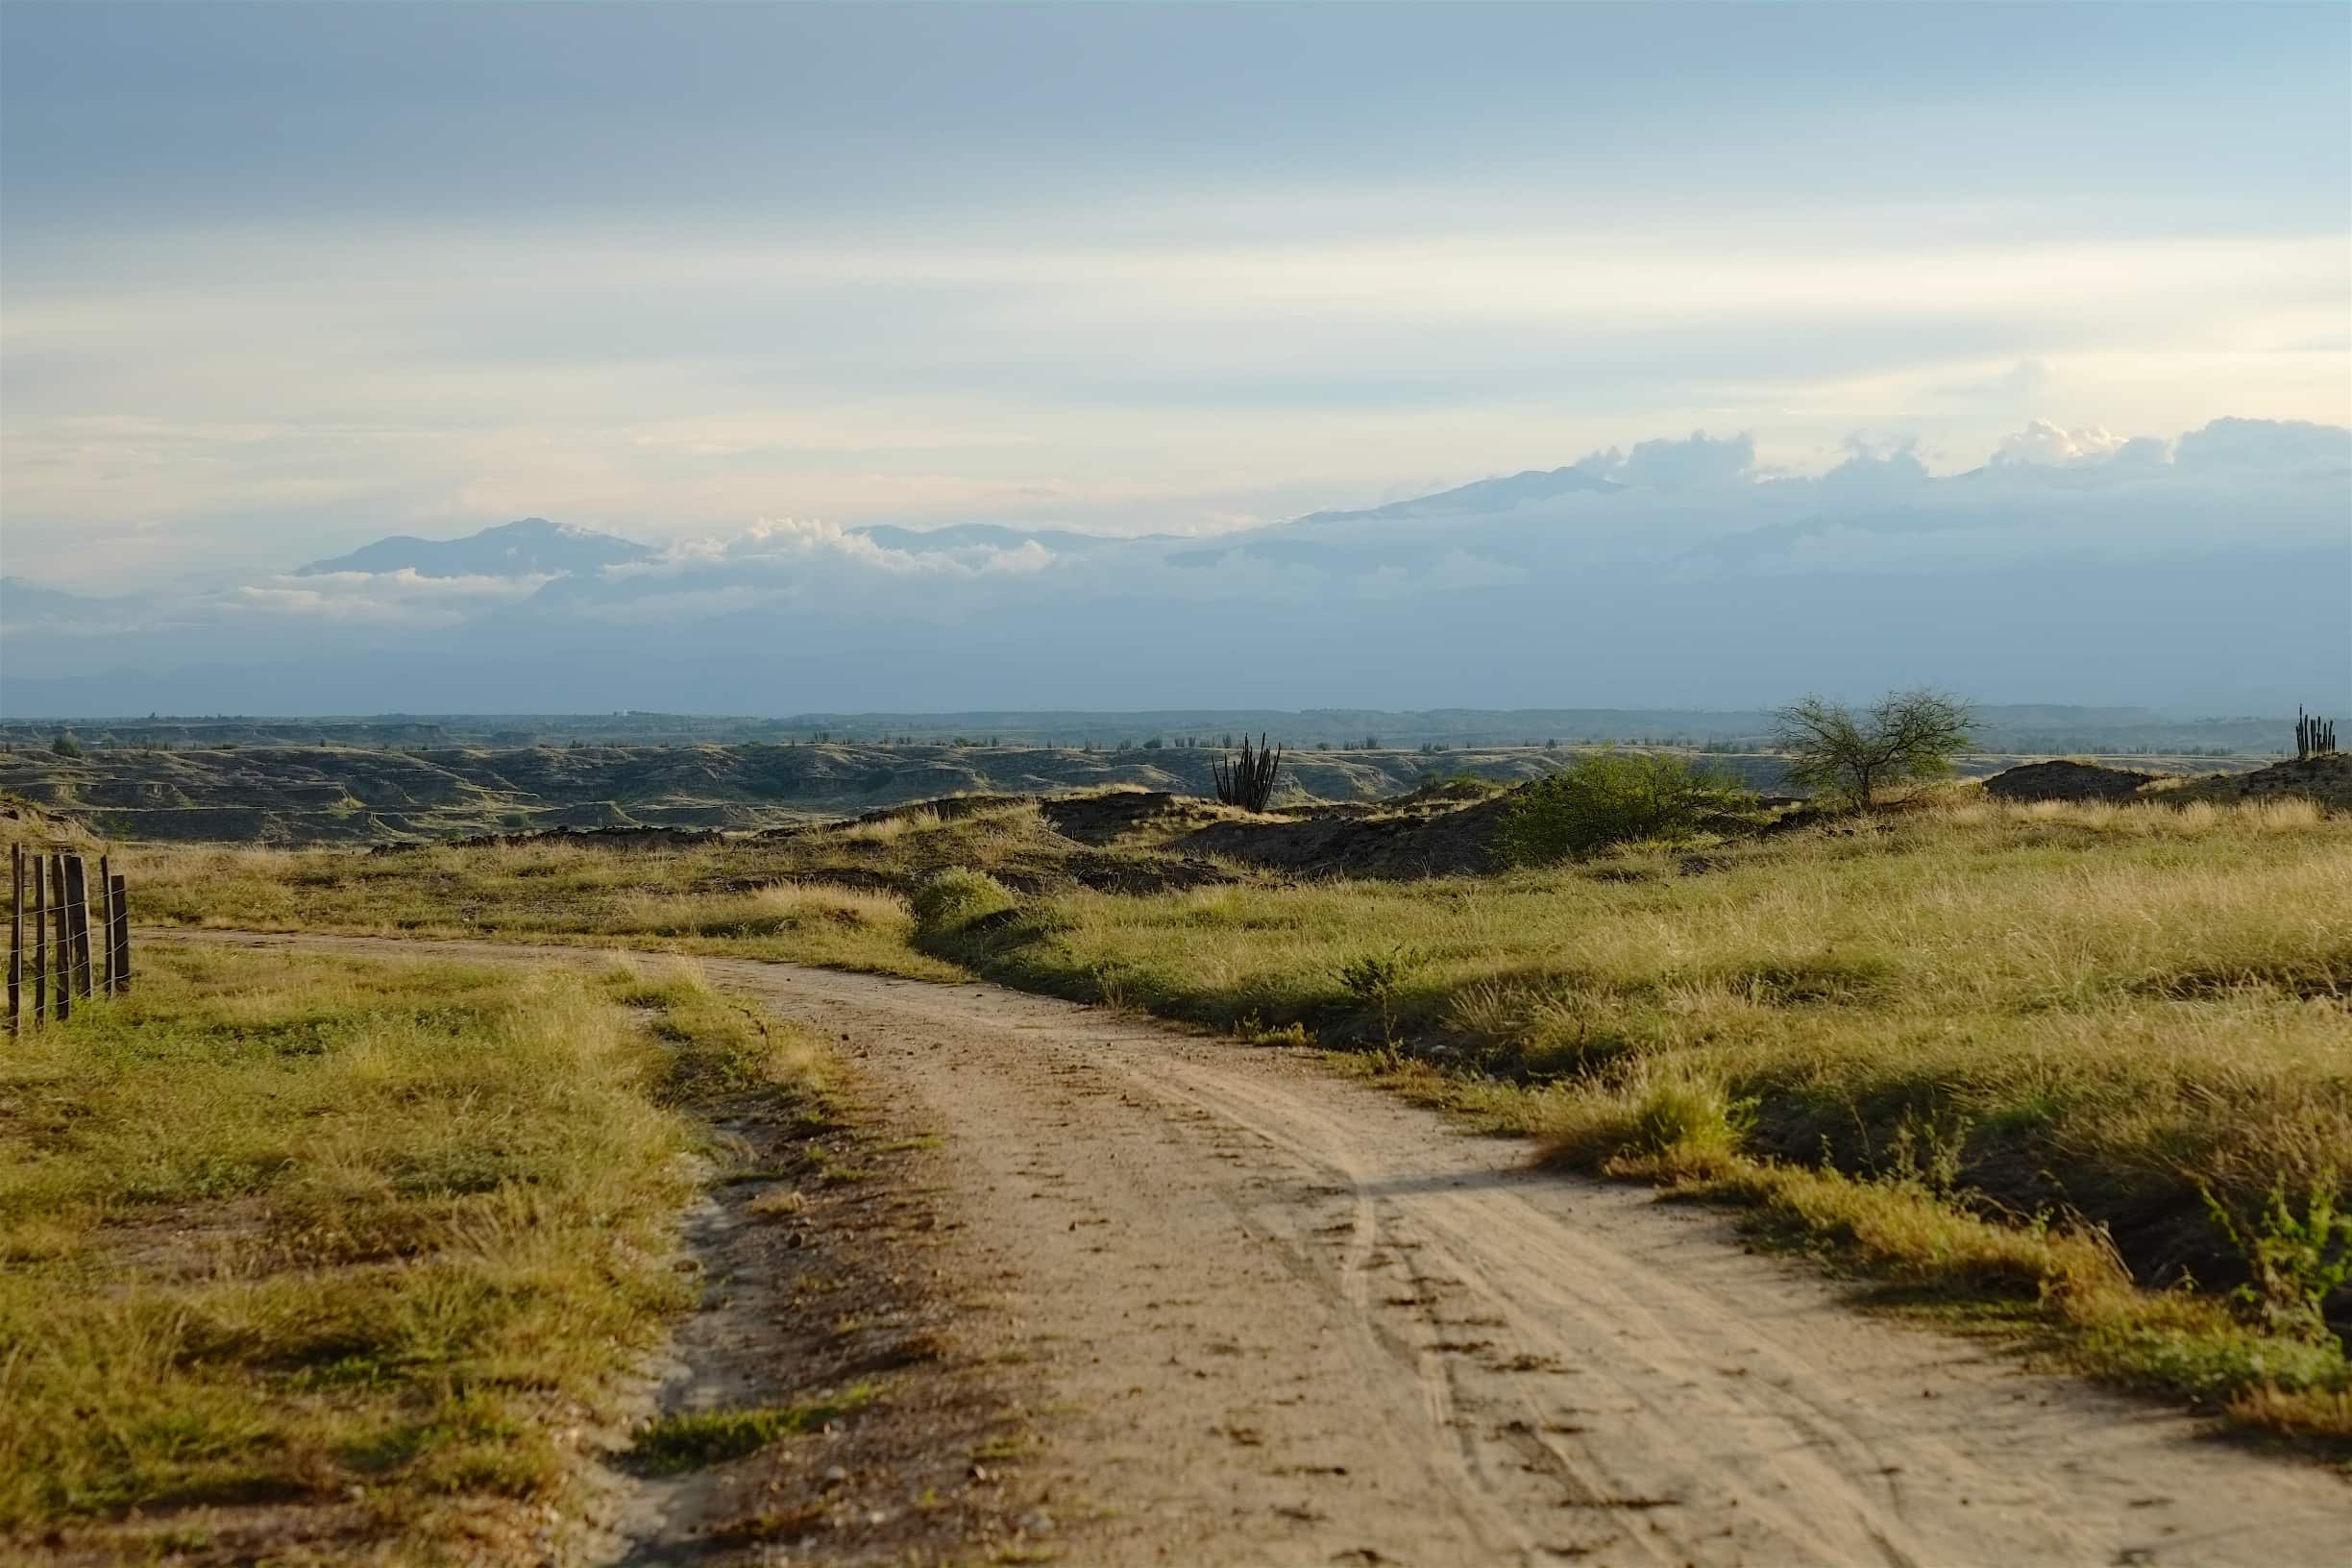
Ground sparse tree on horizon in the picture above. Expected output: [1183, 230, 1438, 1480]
[1773, 689, 1974, 805]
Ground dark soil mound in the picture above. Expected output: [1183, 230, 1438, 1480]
[1040, 791, 1230, 845]
[1176, 793, 1515, 879]
[2173, 752, 2352, 810]
[1060, 851, 1237, 896]
[372, 824, 723, 855]
[761, 794, 1039, 840]
[881, 793, 1036, 824]
[1982, 760, 2157, 802]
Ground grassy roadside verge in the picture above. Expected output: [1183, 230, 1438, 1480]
[914, 800, 2352, 1449]
[123, 838, 965, 980]
[0, 942, 833, 1563]
[118, 796, 2352, 1453]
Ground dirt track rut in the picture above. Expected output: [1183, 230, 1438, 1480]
[168, 932, 2349, 1565]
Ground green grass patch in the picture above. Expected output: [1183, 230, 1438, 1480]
[627, 1386, 875, 1475]
[0, 943, 830, 1556]
[122, 818, 1079, 982]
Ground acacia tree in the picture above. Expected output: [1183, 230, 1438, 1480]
[1773, 689, 1973, 806]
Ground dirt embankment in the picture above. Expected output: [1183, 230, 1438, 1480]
[369, 824, 726, 855]
[0, 790, 100, 848]
[157, 931, 2352, 1568]
[1979, 753, 2352, 811]
[2173, 752, 2352, 809]
[1177, 791, 1517, 878]
[929, 783, 1522, 882]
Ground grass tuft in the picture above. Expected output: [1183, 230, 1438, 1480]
[627, 1387, 875, 1475]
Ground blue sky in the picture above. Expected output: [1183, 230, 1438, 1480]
[3, 1, 2348, 592]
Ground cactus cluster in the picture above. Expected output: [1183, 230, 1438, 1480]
[1212, 733, 1284, 812]
[2295, 706, 2338, 761]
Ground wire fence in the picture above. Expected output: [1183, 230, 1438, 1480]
[8, 845, 131, 1034]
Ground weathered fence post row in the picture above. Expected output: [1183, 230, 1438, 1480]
[5, 845, 132, 1036]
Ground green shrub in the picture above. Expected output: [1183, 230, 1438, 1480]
[2203, 1176, 2352, 1340]
[910, 868, 1016, 931]
[1338, 947, 1412, 1000]
[1494, 751, 1755, 865]
[49, 732, 85, 759]
[1338, 946, 1420, 1041]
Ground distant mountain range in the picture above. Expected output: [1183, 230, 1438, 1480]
[3, 417, 2346, 717]
[294, 516, 660, 578]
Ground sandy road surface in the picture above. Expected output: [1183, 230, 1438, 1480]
[163, 932, 2348, 1566]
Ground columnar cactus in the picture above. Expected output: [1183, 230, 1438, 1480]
[2296, 706, 2339, 760]
[1212, 733, 1284, 811]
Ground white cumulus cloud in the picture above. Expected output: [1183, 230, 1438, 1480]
[1992, 419, 2135, 467]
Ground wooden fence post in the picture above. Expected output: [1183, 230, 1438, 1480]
[7, 845, 19, 1037]
[31, 853, 46, 1026]
[110, 873, 132, 995]
[47, 852, 67, 1022]
[95, 854, 112, 996]
[64, 855, 93, 1002]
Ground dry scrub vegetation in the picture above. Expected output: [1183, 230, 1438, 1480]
[121, 790, 2352, 1448]
[0, 943, 836, 1563]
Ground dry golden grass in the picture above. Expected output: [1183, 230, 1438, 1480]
[0, 943, 830, 1560]
[113, 793, 2352, 1441]
[937, 796, 2352, 1436]
[123, 838, 966, 979]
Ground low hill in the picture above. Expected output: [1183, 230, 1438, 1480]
[1981, 760, 2158, 802]
[2168, 752, 2352, 810]
[0, 740, 2282, 845]
[0, 742, 1601, 844]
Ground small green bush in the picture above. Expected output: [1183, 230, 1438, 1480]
[1494, 751, 1755, 865]
[1338, 947, 1412, 1000]
[49, 732, 85, 759]
[2203, 1176, 2352, 1340]
[910, 868, 1016, 931]
[1338, 946, 1420, 1041]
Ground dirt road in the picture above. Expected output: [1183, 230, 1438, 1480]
[167, 933, 2348, 1566]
